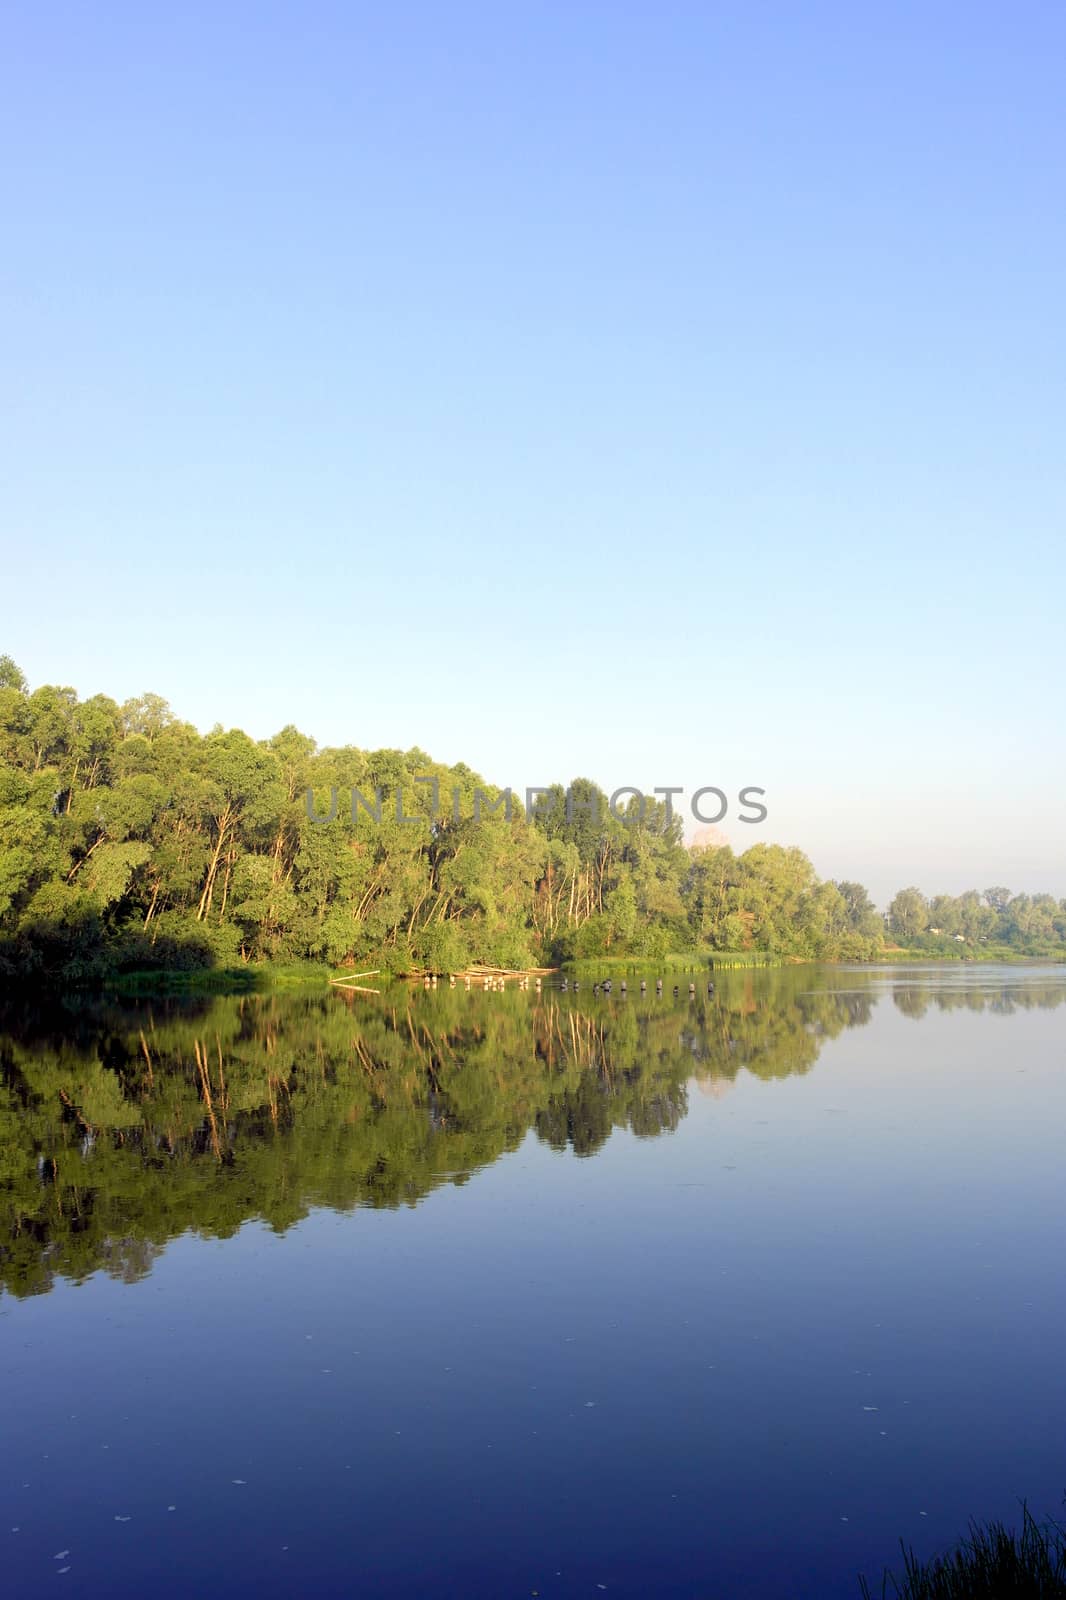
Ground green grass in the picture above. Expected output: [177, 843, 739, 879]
[875, 945, 1066, 965]
[109, 960, 329, 996]
[707, 950, 783, 970]
[102, 940, 1064, 997]
[860, 1505, 1066, 1598]
[561, 950, 781, 978]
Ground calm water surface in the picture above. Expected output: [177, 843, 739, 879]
[2, 966, 1064, 1597]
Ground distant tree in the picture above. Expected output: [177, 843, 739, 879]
[929, 894, 962, 936]
[888, 887, 929, 941]
[834, 880, 882, 937]
[0, 655, 27, 692]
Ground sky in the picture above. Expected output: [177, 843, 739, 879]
[2, 1, 1064, 904]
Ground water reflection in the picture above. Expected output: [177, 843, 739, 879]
[2, 967, 1063, 1299]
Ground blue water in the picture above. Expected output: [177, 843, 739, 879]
[2, 966, 1064, 1596]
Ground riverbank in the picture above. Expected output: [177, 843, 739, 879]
[859, 1502, 1066, 1598]
[561, 950, 783, 978]
[20, 946, 1066, 999]
[875, 943, 1066, 964]
[29, 947, 1056, 998]
[100, 949, 783, 996]
[106, 960, 330, 996]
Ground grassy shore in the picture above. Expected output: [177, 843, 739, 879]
[91, 946, 1066, 997]
[107, 950, 788, 995]
[108, 961, 329, 996]
[860, 1505, 1066, 1598]
[561, 951, 782, 978]
[877, 941, 1066, 964]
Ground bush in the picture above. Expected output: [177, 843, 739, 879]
[860, 1504, 1066, 1598]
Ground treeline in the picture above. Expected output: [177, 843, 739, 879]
[886, 883, 1066, 957]
[0, 657, 1063, 983]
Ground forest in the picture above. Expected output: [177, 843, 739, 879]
[1, 656, 1064, 985]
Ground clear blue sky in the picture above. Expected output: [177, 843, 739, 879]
[2, 2, 1063, 903]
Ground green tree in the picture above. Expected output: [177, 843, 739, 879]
[887, 887, 929, 941]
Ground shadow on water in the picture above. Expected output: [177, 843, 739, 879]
[1, 966, 1064, 1299]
